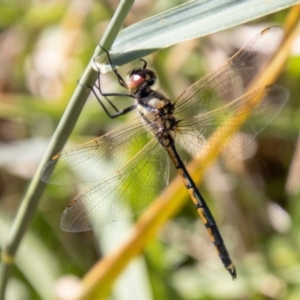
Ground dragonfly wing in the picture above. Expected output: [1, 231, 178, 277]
[41, 116, 152, 185]
[176, 84, 289, 168]
[60, 138, 169, 232]
[175, 26, 283, 118]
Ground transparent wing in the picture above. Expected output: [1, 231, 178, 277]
[175, 26, 283, 118]
[60, 138, 169, 232]
[41, 116, 152, 185]
[176, 84, 289, 168]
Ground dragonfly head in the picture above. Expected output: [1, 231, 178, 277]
[127, 68, 156, 92]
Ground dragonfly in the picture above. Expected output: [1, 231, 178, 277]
[41, 26, 289, 279]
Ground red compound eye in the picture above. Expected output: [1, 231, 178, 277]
[127, 74, 145, 90]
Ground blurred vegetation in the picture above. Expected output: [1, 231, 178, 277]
[0, 1, 300, 300]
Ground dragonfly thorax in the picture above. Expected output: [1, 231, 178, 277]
[136, 89, 178, 147]
[126, 62, 178, 147]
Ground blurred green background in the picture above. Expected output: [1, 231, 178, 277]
[0, 1, 300, 299]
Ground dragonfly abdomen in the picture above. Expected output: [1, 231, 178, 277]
[165, 144, 237, 280]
